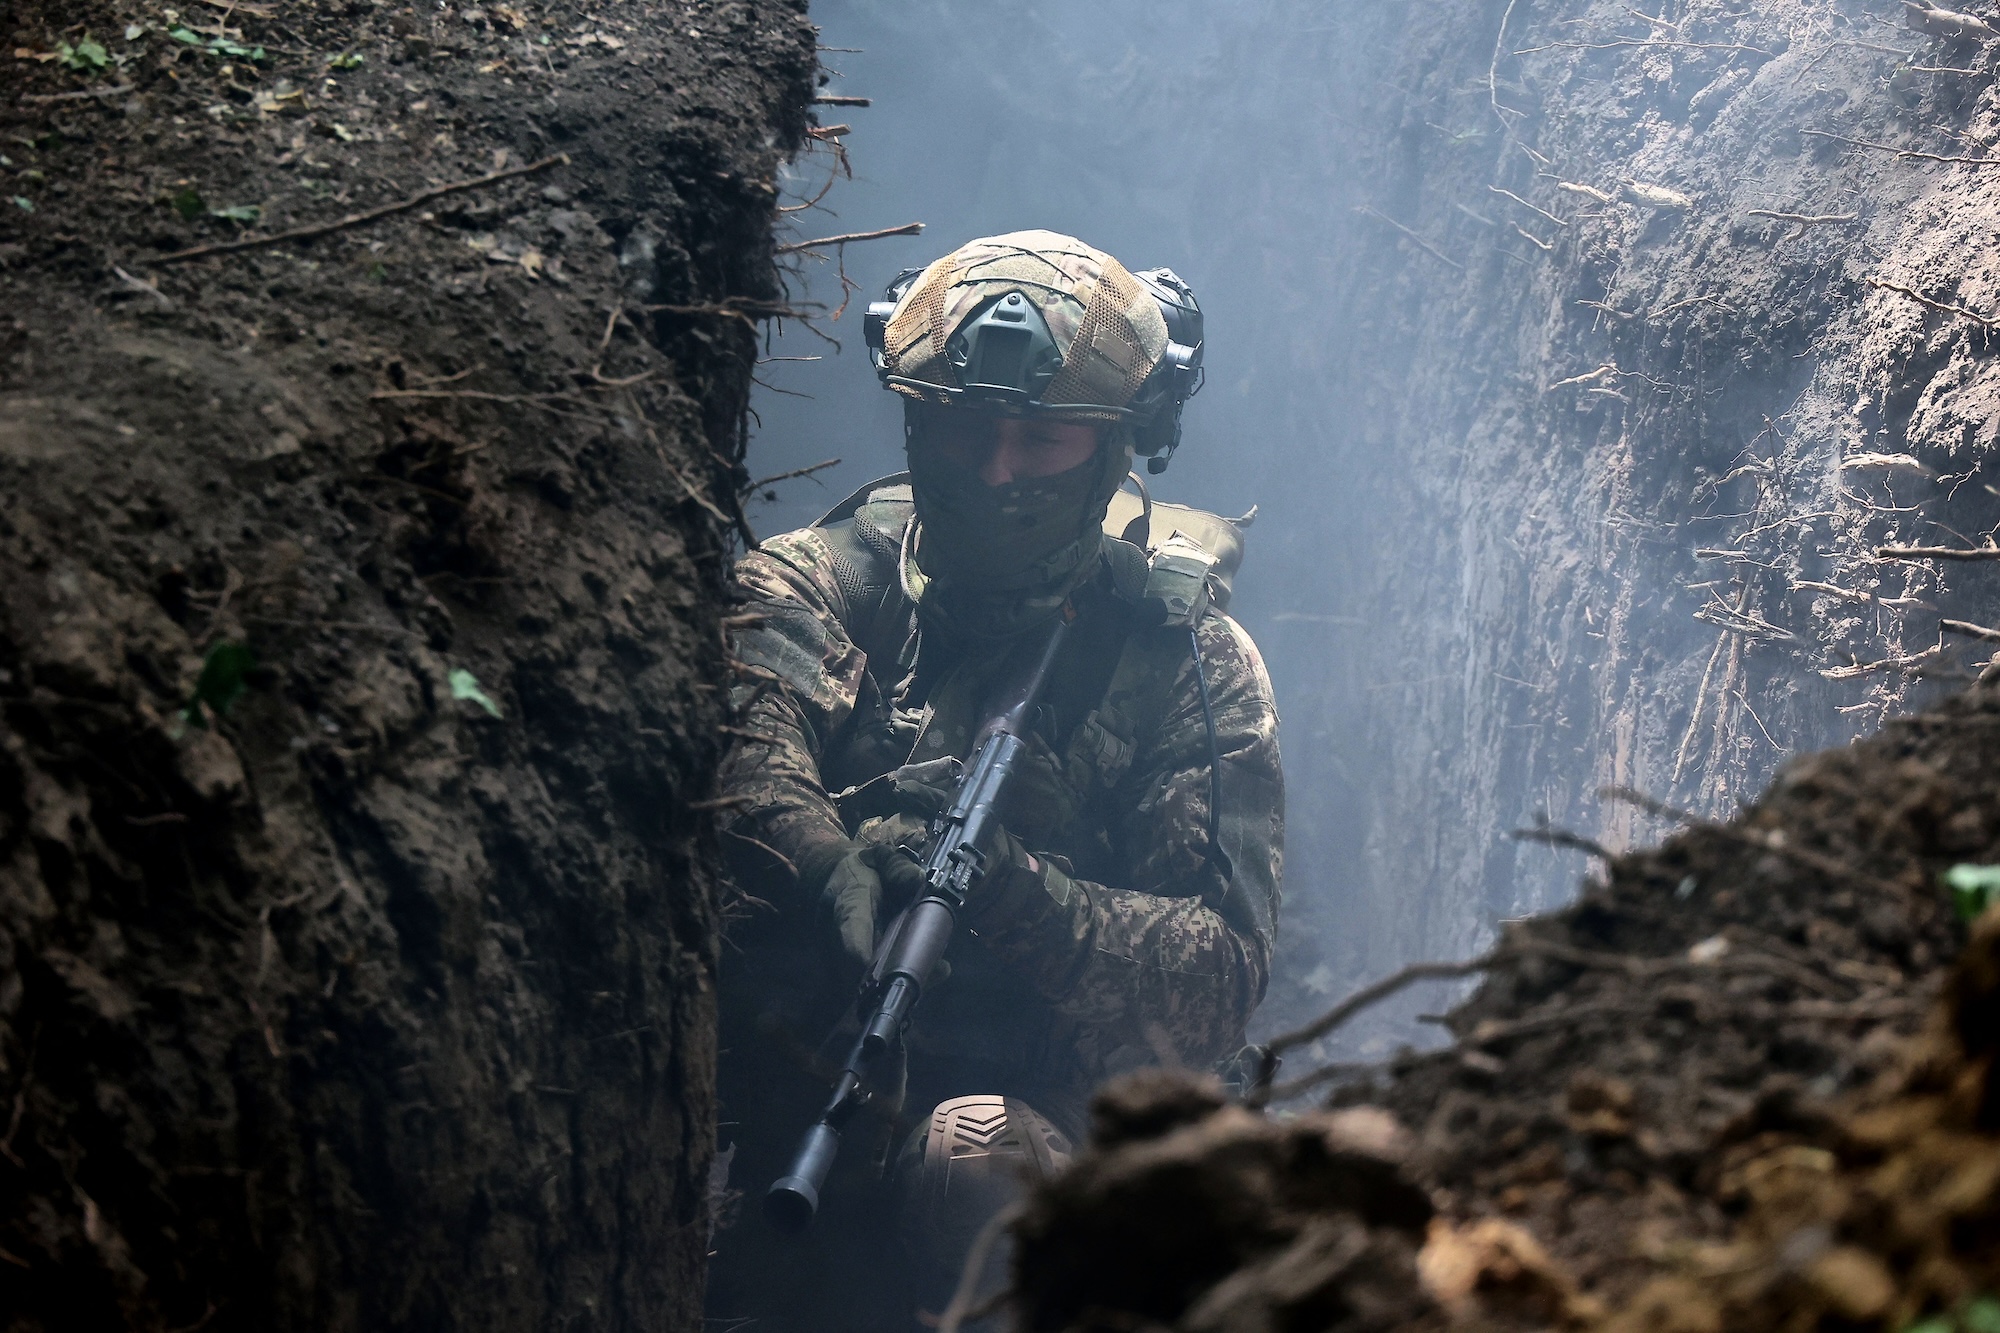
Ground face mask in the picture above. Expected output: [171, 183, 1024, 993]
[908, 447, 1105, 591]
[905, 415, 1131, 642]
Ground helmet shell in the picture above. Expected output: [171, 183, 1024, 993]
[872, 230, 1171, 423]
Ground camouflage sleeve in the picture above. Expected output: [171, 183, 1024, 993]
[716, 530, 868, 902]
[962, 613, 1284, 1069]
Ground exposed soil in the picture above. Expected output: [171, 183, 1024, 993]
[1006, 675, 2000, 1331]
[0, 1, 812, 1329]
[1228, 0, 2000, 1044]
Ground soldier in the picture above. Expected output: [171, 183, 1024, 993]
[709, 230, 1283, 1327]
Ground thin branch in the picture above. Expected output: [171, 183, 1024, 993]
[369, 388, 591, 406]
[151, 155, 569, 264]
[20, 83, 134, 103]
[1747, 209, 1860, 225]
[1793, 579, 1874, 604]
[1512, 222, 1555, 252]
[1509, 825, 1613, 859]
[1943, 617, 2000, 643]
[1864, 277, 2000, 328]
[1264, 1061, 1380, 1103]
[719, 827, 796, 878]
[1488, 185, 1567, 227]
[744, 457, 840, 492]
[1263, 956, 1492, 1059]
[1490, 0, 1524, 124]
[1548, 362, 1620, 391]
[1820, 646, 1944, 679]
[775, 221, 923, 254]
[1801, 127, 2000, 166]
[811, 94, 871, 106]
[1694, 603, 1797, 641]
[1354, 206, 1464, 269]
[1877, 542, 2000, 560]
[1514, 38, 1774, 55]
[1599, 785, 1699, 825]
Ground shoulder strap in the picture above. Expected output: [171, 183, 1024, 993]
[1065, 534, 1216, 793]
[810, 475, 915, 658]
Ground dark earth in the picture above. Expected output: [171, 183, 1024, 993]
[1008, 671, 2000, 1331]
[14, 0, 2000, 1329]
[0, 0, 812, 1328]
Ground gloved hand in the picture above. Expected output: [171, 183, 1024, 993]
[882, 753, 1069, 901]
[888, 742, 1080, 845]
[819, 815, 930, 965]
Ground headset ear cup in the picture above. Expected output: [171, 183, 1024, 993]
[1133, 407, 1182, 467]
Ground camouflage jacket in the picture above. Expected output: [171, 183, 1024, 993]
[719, 479, 1283, 1111]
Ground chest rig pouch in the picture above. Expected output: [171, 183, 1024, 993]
[1069, 484, 1255, 795]
[812, 474, 1255, 832]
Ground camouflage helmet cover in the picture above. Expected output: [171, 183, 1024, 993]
[873, 230, 1172, 423]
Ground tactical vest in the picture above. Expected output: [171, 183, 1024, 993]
[809, 474, 1254, 866]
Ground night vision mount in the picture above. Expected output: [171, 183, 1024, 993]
[864, 265, 1205, 473]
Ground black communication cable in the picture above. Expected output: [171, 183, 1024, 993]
[1189, 623, 1232, 882]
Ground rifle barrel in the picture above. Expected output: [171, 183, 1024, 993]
[764, 611, 1073, 1231]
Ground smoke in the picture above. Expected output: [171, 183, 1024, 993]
[748, 0, 1590, 1051]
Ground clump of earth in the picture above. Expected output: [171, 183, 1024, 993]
[0, 0, 812, 1327]
[1006, 674, 2000, 1331]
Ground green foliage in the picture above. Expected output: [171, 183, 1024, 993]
[169, 186, 205, 220]
[1944, 865, 2000, 922]
[181, 641, 256, 729]
[448, 668, 502, 719]
[10, 197, 31, 213]
[210, 203, 260, 223]
[329, 51, 365, 69]
[167, 26, 266, 60]
[1905, 1296, 2000, 1333]
[56, 35, 109, 70]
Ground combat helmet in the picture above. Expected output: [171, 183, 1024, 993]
[863, 230, 1204, 473]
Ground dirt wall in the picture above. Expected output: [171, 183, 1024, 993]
[1222, 0, 2000, 1041]
[0, 1, 812, 1328]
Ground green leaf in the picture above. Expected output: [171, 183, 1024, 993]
[56, 38, 107, 71]
[210, 203, 260, 222]
[329, 50, 364, 69]
[1945, 864, 2000, 922]
[169, 185, 206, 219]
[448, 668, 502, 719]
[10, 196, 31, 213]
[1964, 1296, 2000, 1333]
[168, 25, 206, 44]
[1905, 1321, 1952, 1333]
[180, 640, 255, 728]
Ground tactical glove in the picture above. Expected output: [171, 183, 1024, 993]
[818, 815, 929, 966]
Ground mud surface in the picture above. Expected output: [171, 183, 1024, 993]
[0, 1, 811, 1328]
[1008, 677, 2000, 1330]
[1193, 0, 2000, 1042]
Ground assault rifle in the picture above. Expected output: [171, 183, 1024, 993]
[764, 608, 1074, 1233]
